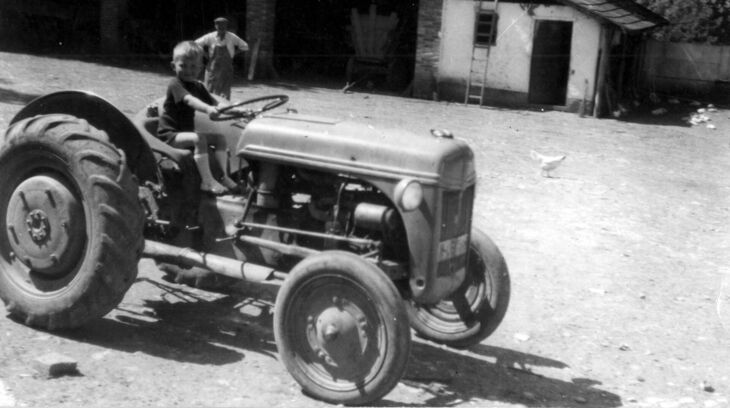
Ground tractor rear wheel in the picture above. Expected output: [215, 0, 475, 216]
[274, 251, 411, 405]
[0, 114, 143, 329]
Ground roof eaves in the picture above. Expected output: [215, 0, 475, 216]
[554, 0, 668, 31]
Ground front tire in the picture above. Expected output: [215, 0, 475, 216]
[274, 251, 410, 405]
[0, 114, 143, 329]
[407, 228, 510, 348]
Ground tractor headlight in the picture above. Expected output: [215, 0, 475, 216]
[394, 179, 423, 212]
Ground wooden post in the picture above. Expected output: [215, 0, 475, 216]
[247, 39, 261, 80]
[616, 31, 628, 101]
[594, 26, 612, 118]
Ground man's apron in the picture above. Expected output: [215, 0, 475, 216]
[205, 42, 234, 100]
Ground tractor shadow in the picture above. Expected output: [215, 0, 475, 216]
[60, 277, 280, 366]
[61, 276, 620, 407]
[386, 341, 621, 407]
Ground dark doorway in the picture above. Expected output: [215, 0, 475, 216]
[125, 0, 246, 55]
[274, 0, 418, 92]
[528, 20, 573, 105]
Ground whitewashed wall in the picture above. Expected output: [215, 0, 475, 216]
[438, 1, 602, 107]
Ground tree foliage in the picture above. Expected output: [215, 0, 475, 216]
[636, 0, 730, 44]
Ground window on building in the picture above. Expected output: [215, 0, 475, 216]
[474, 11, 498, 46]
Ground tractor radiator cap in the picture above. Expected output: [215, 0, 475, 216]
[430, 128, 453, 139]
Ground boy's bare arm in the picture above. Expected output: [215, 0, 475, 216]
[183, 94, 220, 118]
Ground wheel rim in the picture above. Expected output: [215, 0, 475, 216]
[285, 274, 387, 391]
[1, 171, 87, 294]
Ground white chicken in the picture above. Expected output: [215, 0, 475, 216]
[530, 150, 566, 178]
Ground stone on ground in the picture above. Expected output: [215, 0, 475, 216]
[33, 352, 79, 378]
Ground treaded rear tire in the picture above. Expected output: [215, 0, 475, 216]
[0, 114, 144, 329]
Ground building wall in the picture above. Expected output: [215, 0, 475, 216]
[642, 39, 730, 102]
[247, 0, 277, 78]
[413, 0, 444, 99]
[435, 1, 602, 111]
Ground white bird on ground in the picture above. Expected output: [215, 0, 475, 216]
[530, 150, 567, 178]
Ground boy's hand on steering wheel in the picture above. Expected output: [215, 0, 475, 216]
[208, 105, 222, 120]
[226, 106, 256, 119]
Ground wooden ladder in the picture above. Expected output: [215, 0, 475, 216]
[465, 0, 498, 106]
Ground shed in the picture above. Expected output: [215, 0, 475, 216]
[416, 0, 666, 115]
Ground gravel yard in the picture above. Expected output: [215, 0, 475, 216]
[0, 51, 729, 407]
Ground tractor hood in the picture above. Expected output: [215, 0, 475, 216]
[238, 113, 475, 187]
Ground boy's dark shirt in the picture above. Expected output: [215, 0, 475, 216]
[157, 77, 216, 142]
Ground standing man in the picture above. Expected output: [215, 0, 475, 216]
[195, 17, 248, 100]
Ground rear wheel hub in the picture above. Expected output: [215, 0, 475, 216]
[6, 174, 86, 277]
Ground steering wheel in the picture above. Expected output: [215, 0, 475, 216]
[215, 95, 289, 120]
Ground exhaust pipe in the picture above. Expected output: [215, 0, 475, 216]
[143, 240, 275, 282]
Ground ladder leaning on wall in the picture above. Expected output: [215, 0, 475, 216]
[465, 0, 499, 106]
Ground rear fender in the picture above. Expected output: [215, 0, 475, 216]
[10, 90, 158, 183]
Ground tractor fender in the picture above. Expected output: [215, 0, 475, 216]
[10, 90, 158, 183]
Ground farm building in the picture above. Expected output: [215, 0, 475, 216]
[412, 0, 667, 115]
[0, 0, 666, 115]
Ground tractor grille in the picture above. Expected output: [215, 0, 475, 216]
[440, 186, 474, 240]
[437, 186, 474, 277]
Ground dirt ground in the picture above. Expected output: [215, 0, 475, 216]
[0, 51, 729, 408]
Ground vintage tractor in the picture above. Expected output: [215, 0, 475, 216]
[0, 90, 510, 405]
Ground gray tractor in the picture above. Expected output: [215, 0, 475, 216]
[0, 90, 510, 405]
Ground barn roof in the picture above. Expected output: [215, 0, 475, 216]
[557, 0, 668, 31]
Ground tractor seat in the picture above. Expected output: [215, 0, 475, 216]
[134, 116, 192, 165]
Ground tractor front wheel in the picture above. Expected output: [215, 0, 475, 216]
[407, 228, 510, 348]
[274, 251, 411, 405]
